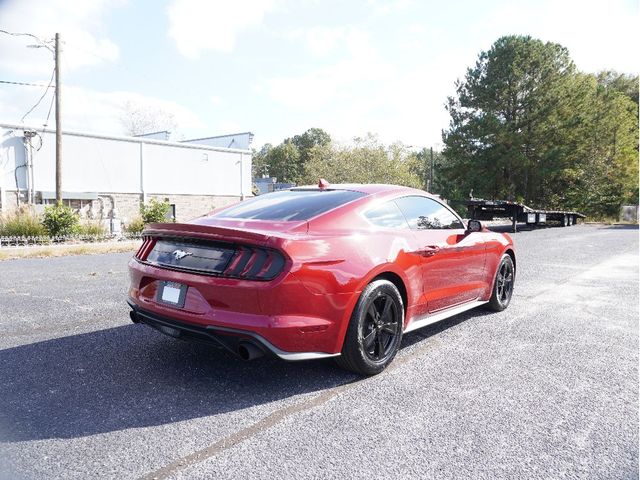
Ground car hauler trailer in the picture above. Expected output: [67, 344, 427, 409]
[453, 199, 586, 233]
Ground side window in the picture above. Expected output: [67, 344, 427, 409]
[395, 196, 464, 230]
[364, 201, 409, 229]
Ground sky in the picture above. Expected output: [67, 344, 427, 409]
[0, 0, 637, 150]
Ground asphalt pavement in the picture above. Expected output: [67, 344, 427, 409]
[0, 224, 637, 479]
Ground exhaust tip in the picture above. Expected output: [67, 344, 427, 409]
[238, 341, 265, 361]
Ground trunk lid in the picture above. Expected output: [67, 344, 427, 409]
[138, 219, 306, 281]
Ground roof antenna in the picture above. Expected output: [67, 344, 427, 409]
[318, 178, 330, 189]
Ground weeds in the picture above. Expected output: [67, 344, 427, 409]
[0, 207, 48, 237]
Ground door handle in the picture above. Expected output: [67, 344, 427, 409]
[420, 245, 440, 257]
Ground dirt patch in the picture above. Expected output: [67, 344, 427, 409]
[0, 241, 140, 261]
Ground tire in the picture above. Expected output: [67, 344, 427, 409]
[562, 215, 568, 227]
[568, 216, 573, 226]
[487, 254, 515, 312]
[335, 279, 404, 376]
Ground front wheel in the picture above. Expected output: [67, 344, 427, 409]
[487, 254, 515, 311]
[335, 279, 404, 375]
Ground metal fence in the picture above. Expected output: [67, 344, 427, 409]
[0, 233, 142, 249]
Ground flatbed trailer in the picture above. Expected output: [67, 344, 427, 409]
[453, 199, 586, 233]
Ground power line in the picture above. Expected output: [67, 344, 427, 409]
[33, 91, 56, 152]
[0, 79, 55, 88]
[20, 67, 56, 123]
[63, 42, 113, 64]
[0, 28, 44, 41]
[0, 29, 53, 51]
[0, 28, 57, 124]
[43, 90, 55, 128]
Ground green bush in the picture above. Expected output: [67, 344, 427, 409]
[124, 216, 145, 234]
[77, 221, 107, 236]
[140, 198, 171, 224]
[0, 207, 48, 237]
[42, 204, 80, 236]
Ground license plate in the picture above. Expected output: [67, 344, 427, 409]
[157, 281, 187, 307]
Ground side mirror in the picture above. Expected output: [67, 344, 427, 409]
[467, 219, 482, 233]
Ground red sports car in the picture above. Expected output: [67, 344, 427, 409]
[127, 182, 515, 375]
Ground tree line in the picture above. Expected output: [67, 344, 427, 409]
[253, 35, 638, 217]
[252, 129, 425, 190]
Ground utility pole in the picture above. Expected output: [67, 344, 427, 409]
[55, 33, 62, 205]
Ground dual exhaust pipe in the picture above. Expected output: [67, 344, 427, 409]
[237, 341, 265, 361]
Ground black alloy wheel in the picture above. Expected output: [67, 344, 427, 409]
[361, 293, 400, 361]
[488, 254, 515, 311]
[336, 279, 404, 375]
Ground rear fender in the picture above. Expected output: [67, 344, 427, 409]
[332, 262, 415, 352]
[482, 234, 515, 300]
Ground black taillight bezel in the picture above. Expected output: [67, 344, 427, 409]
[136, 236, 287, 281]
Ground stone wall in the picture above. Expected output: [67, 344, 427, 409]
[145, 193, 240, 223]
[0, 189, 242, 227]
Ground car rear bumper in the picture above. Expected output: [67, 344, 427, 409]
[127, 253, 358, 356]
[127, 299, 340, 361]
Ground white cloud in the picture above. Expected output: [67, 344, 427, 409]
[265, 28, 384, 108]
[368, 0, 416, 16]
[167, 0, 276, 58]
[287, 26, 348, 56]
[261, 26, 449, 146]
[0, 84, 204, 138]
[0, 0, 121, 76]
[215, 120, 242, 134]
[479, 0, 638, 73]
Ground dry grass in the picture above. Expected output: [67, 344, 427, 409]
[0, 240, 140, 261]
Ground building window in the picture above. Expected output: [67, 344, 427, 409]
[165, 204, 176, 221]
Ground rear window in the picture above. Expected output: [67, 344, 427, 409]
[213, 189, 366, 221]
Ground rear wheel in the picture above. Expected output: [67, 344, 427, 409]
[335, 279, 404, 375]
[487, 254, 515, 311]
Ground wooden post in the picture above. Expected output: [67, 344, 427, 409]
[55, 33, 62, 205]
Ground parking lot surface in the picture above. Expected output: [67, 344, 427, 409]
[0, 224, 638, 479]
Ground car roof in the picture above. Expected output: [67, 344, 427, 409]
[290, 183, 426, 196]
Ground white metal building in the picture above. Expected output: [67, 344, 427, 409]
[0, 123, 253, 225]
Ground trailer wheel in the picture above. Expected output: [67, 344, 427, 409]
[568, 216, 573, 226]
[562, 215, 568, 227]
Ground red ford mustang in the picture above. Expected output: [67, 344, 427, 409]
[127, 183, 515, 375]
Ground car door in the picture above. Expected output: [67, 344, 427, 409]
[363, 199, 431, 319]
[394, 196, 487, 313]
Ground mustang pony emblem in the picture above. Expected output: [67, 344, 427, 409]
[172, 249, 192, 260]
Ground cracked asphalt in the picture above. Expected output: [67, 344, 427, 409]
[0, 224, 637, 479]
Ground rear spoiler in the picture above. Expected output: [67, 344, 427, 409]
[143, 221, 306, 246]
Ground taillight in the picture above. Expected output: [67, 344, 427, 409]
[137, 236, 285, 281]
[135, 236, 155, 261]
[224, 246, 285, 280]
